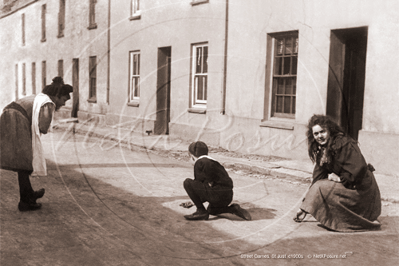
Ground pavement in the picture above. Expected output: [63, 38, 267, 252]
[52, 117, 399, 203]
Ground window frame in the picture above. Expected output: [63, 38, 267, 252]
[88, 56, 97, 102]
[190, 43, 208, 109]
[128, 50, 140, 104]
[267, 31, 298, 120]
[129, 0, 141, 20]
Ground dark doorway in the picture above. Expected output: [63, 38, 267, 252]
[154, 47, 171, 135]
[326, 26, 368, 140]
[71, 58, 79, 118]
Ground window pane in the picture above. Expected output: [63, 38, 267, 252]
[292, 56, 297, 75]
[203, 76, 207, 100]
[133, 54, 137, 75]
[275, 57, 282, 75]
[285, 37, 292, 54]
[285, 78, 292, 94]
[203, 46, 208, 73]
[293, 78, 296, 94]
[294, 38, 299, 53]
[277, 39, 284, 55]
[292, 96, 296, 113]
[197, 76, 203, 100]
[284, 96, 291, 113]
[196, 47, 202, 73]
[283, 57, 291, 75]
[137, 54, 140, 75]
[276, 96, 283, 113]
[277, 78, 284, 94]
[130, 77, 134, 100]
[135, 77, 139, 97]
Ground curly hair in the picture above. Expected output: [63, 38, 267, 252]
[307, 114, 345, 163]
[42, 76, 73, 98]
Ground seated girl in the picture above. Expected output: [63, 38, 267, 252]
[294, 115, 381, 232]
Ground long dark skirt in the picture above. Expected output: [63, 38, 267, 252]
[300, 171, 381, 232]
[0, 108, 33, 172]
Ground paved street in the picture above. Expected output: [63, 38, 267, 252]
[1, 131, 398, 266]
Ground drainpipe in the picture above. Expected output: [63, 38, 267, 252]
[107, 0, 111, 104]
[221, 0, 229, 115]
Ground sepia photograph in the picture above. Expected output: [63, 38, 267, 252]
[0, 0, 398, 265]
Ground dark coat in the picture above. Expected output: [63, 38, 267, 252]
[301, 135, 381, 232]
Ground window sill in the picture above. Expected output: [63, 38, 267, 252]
[88, 24, 97, 30]
[260, 120, 294, 130]
[188, 108, 206, 114]
[41, 38, 46, 42]
[57, 33, 64, 38]
[127, 101, 139, 107]
[129, 14, 141, 21]
[87, 97, 97, 103]
[191, 0, 209, 6]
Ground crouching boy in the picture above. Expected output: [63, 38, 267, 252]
[183, 141, 251, 221]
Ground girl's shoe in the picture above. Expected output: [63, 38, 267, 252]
[293, 209, 307, 222]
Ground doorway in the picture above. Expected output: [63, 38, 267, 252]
[154, 47, 171, 135]
[71, 58, 79, 118]
[326, 27, 368, 141]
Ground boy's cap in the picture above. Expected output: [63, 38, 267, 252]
[188, 141, 208, 157]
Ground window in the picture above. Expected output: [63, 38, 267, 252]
[58, 0, 65, 37]
[32, 62, 36, 94]
[89, 56, 97, 102]
[21, 13, 25, 46]
[88, 0, 97, 29]
[128, 51, 140, 103]
[191, 43, 208, 108]
[130, 0, 141, 19]
[41, 4, 46, 42]
[22, 63, 26, 95]
[42, 61, 46, 90]
[269, 32, 298, 118]
[58, 59, 63, 78]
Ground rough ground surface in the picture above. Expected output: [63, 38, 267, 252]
[1, 131, 398, 266]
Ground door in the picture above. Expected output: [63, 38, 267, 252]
[326, 27, 368, 140]
[154, 47, 171, 135]
[71, 58, 79, 118]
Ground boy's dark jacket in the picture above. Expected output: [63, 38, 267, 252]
[194, 157, 233, 188]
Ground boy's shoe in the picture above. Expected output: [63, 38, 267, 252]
[184, 210, 209, 220]
[18, 201, 42, 212]
[231, 203, 252, 221]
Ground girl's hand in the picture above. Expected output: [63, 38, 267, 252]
[328, 173, 341, 182]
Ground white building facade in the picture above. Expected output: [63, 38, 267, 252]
[1, 0, 398, 175]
